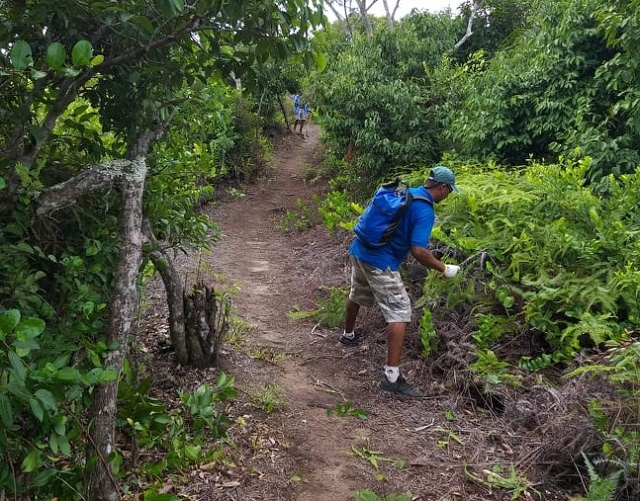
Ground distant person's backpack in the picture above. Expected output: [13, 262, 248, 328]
[354, 179, 432, 248]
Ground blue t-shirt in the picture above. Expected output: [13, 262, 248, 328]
[293, 94, 300, 114]
[349, 186, 435, 271]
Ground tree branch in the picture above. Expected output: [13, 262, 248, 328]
[35, 160, 129, 216]
[454, 2, 477, 51]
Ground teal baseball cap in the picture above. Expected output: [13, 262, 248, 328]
[429, 165, 459, 194]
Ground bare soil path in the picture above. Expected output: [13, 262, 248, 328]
[144, 124, 572, 501]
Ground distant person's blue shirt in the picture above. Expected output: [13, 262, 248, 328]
[349, 186, 435, 271]
[293, 94, 300, 114]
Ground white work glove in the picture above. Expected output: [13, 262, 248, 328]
[443, 264, 460, 278]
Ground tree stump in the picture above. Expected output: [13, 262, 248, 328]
[182, 282, 230, 368]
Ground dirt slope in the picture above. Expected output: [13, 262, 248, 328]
[144, 124, 572, 501]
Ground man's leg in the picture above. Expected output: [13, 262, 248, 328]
[386, 322, 407, 367]
[340, 258, 372, 346]
[372, 274, 422, 397]
[380, 321, 421, 396]
[344, 298, 360, 333]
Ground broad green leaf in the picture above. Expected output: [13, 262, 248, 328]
[16, 317, 45, 339]
[21, 449, 41, 472]
[14, 338, 40, 356]
[0, 176, 5, 190]
[33, 467, 56, 487]
[354, 491, 379, 501]
[130, 15, 154, 33]
[56, 367, 81, 382]
[46, 42, 66, 68]
[71, 40, 93, 66]
[52, 416, 66, 435]
[35, 389, 57, 411]
[184, 444, 201, 460]
[313, 50, 327, 72]
[10, 40, 33, 69]
[0, 309, 21, 334]
[0, 394, 13, 427]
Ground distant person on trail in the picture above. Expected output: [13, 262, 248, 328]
[339, 166, 461, 398]
[293, 95, 311, 137]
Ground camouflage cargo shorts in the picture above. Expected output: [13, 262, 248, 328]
[348, 256, 411, 323]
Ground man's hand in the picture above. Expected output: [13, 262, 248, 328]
[443, 264, 460, 278]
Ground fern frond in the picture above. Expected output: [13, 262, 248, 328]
[581, 452, 622, 501]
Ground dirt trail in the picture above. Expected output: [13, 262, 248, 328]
[204, 124, 365, 500]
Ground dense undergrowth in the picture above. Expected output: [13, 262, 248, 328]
[314, 157, 640, 499]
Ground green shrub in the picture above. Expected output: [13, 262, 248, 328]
[428, 158, 640, 360]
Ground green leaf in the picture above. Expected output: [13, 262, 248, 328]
[0, 176, 5, 190]
[16, 317, 45, 339]
[157, 0, 184, 17]
[62, 67, 81, 77]
[6, 383, 31, 404]
[71, 40, 93, 66]
[33, 468, 56, 487]
[130, 16, 154, 34]
[46, 42, 66, 68]
[313, 50, 327, 72]
[0, 309, 21, 334]
[50, 432, 59, 453]
[91, 54, 104, 66]
[56, 367, 81, 383]
[35, 389, 57, 411]
[0, 394, 14, 427]
[184, 444, 201, 461]
[8, 351, 26, 383]
[30, 397, 44, 422]
[57, 434, 71, 455]
[21, 449, 41, 473]
[14, 338, 40, 357]
[29, 68, 48, 79]
[10, 40, 33, 69]
[354, 491, 380, 501]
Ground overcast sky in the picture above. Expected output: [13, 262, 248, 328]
[325, 0, 465, 20]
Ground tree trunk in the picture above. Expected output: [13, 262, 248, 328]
[85, 158, 147, 501]
[149, 249, 189, 364]
[355, 0, 373, 35]
[278, 95, 291, 130]
[183, 283, 230, 368]
[143, 220, 189, 365]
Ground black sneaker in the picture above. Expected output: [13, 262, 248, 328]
[378, 375, 422, 397]
[337, 331, 362, 347]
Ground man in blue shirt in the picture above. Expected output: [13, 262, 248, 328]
[294, 97, 311, 137]
[340, 166, 461, 397]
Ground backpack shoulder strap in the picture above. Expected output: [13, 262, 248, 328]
[410, 194, 433, 206]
